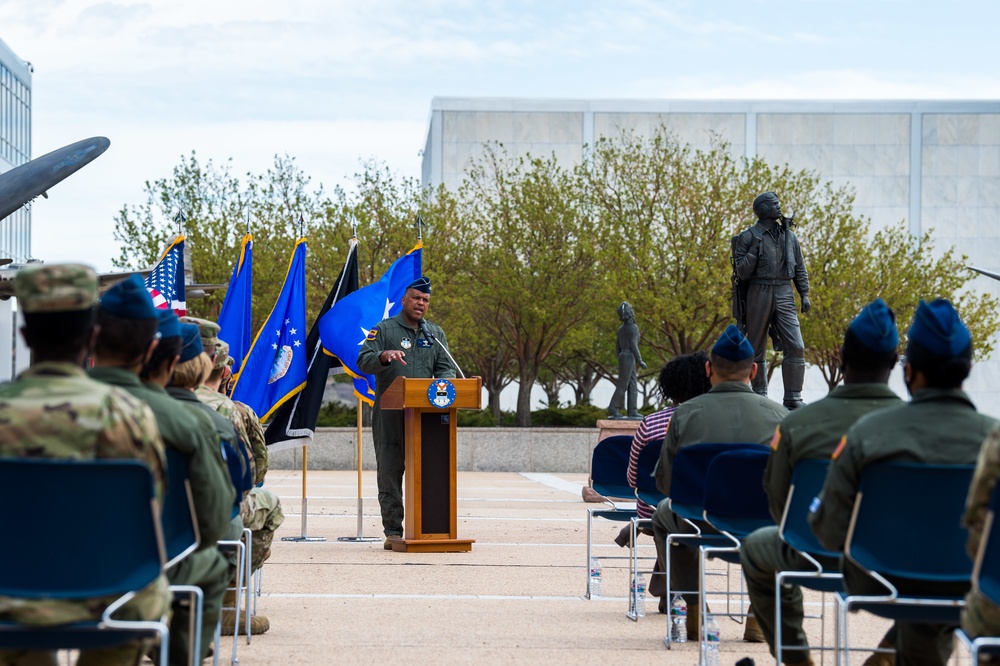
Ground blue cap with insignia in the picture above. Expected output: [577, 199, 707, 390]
[712, 324, 755, 362]
[907, 298, 971, 358]
[406, 276, 431, 294]
[178, 323, 204, 363]
[156, 308, 181, 340]
[848, 298, 898, 354]
[100, 274, 159, 320]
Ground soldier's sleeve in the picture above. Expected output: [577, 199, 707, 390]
[963, 427, 1000, 558]
[733, 231, 759, 281]
[357, 321, 390, 375]
[792, 233, 810, 295]
[433, 327, 457, 378]
[236, 401, 268, 484]
[186, 422, 236, 545]
[765, 424, 793, 524]
[99, 392, 168, 504]
[809, 430, 863, 552]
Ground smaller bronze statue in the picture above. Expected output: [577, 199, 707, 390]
[608, 301, 647, 419]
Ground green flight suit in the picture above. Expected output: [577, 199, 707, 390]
[357, 312, 455, 536]
[739, 383, 901, 663]
[651, 381, 788, 608]
[962, 423, 1000, 640]
[167, 387, 247, 558]
[0, 363, 171, 666]
[809, 388, 998, 666]
[90, 367, 234, 666]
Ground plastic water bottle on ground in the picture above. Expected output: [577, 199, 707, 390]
[669, 593, 687, 643]
[631, 574, 646, 617]
[705, 612, 721, 666]
[589, 557, 602, 598]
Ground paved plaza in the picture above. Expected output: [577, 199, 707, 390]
[222, 469, 896, 665]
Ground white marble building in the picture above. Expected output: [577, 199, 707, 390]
[421, 98, 1000, 416]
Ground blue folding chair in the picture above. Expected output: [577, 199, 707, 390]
[696, 449, 774, 661]
[775, 458, 844, 665]
[0, 458, 170, 664]
[585, 435, 638, 599]
[627, 438, 665, 620]
[163, 447, 205, 666]
[955, 481, 1000, 664]
[216, 438, 252, 663]
[837, 462, 975, 662]
[661, 442, 769, 648]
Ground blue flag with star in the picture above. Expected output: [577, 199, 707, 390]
[216, 233, 253, 374]
[231, 238, 308, 421]
[319, 242, 422, 405]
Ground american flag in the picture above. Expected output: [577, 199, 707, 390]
[144, 234, 187, 316]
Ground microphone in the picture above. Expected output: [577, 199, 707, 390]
[419, 319, 466, 379]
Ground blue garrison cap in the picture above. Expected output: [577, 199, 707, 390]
[406, 276, 431, 294]
[178, 323, 204, 363]
[100, 274, 159, 320]
[907, 298, 972, 358]
[848, 298, 898, 354]
[712, 324, 755, 362]
[156, 308, 181, 340]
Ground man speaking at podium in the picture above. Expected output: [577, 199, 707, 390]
[358, 276, 456, 549]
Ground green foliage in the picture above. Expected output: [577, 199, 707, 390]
[314, 401, 359, 428]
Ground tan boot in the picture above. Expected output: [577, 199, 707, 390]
[743, 608, 766, 643]
[220, 609, 270, 636]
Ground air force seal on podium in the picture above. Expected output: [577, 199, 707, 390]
[428, 379, 457, 409]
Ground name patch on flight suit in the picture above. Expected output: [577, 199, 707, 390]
[417, 339, 433, 348]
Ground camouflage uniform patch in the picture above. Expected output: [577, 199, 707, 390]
[962, 424, 1000, 638]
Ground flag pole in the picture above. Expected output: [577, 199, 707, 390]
[281, 442, 327, 543]
[338, 396, 379, 542]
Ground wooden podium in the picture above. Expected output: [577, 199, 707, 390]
[381, 376, 482, 552]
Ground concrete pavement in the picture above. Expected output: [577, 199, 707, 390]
[219, 469, 894, 665]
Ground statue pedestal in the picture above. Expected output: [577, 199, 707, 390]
[595, 418, 641, 443]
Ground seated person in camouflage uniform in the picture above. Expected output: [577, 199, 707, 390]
[90, 277, 234, 665]
[810, 299, 999, 666]
[962, 423, 1000, 647]
[0, 264, 171, 666]
[183, 316, 284, 636]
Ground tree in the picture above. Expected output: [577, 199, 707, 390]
[113, 152, 323, 328]
[581, 127, 820, 376]
[795, 180, 1000, 390]
[451, 146, 600, 426]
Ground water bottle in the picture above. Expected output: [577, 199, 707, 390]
[669, 593, 687, 643]
[631, 574, 646, 617]
[589, 557, 602, 598]
[705, 612, 721, 666]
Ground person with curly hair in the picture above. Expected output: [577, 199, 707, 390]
[614, 352, 713, 608]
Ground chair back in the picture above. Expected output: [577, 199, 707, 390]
[0, 458, 164, 599]
[845, 462, 975, 583]
[668, 442, 769, 520]
[162, 447, 200, 570]
[634, 437, 666, 507]
[590, 435, 636, 500]
[702, 448, 774, 537]
[972, 481, 1000, 605]
[779, 458, 839, 560]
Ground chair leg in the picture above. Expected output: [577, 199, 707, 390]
[242, 528, 252, 644]
[169, 584, 204, 666]
[586, 509, 594, 599]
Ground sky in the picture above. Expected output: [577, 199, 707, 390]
[1, 0, 999, 272]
